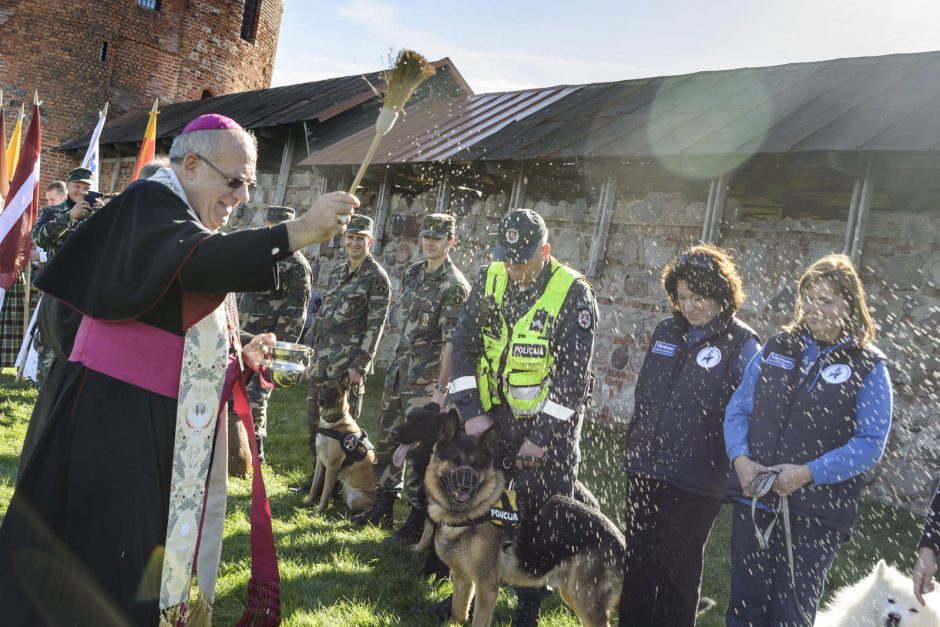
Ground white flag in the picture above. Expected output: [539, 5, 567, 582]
[81, 104, 108, 191]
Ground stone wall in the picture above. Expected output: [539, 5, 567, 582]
[243, 170, 940, 512]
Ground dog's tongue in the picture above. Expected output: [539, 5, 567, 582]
[392, 443, 417, 468]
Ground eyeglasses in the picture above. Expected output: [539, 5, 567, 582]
[195, 154, 257, 191]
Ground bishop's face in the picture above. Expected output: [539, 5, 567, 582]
[182, 133, 256, 232]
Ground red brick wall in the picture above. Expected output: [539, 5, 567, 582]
[0, 0, 281, 187]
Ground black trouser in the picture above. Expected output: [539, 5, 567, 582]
[619, 474, 723, 627]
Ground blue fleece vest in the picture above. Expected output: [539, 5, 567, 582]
[626, 313, 758, 499]
[727, 331, 885, 532]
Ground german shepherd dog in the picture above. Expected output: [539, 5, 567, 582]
[303, 373, 377, 514]
[426, 411, 624, 626]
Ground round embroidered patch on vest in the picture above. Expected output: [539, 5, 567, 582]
[577, 309, 593, 329]
[343, 433, 359, 452]
[696, 346, 722, 368]
[822, 363, 852, 384]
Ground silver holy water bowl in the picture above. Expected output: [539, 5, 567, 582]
[266, 341, 312, 389]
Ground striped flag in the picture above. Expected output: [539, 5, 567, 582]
[130, 99, 159, 182]
[0, 94, 8, 200]
[6, 103, 23, 179]
[81, 102, 109, 191]
[0, 99, 40, 309]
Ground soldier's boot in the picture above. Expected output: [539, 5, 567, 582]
[255, 437, 265, 463]
[350, 490, 395, 528]
[413, 595, 474, 619]
[511, 587, 551, 627]
[384, 504, 426, 546]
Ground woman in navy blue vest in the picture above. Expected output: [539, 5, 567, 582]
[621, 244, 759, 626]
[724, 254, 892, 626]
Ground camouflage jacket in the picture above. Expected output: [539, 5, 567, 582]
[388, 257, 470, 386]
[238, 251, 312, 343]
[309, 254, 390, 377]
[32, 198, 87, 259]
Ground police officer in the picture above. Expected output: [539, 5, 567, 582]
[303, 214, 390, 500]
[238, 205, 312, 461]
[30, 167, 104, 386]
[352, 214, 471, 535]
[449, 208, 598, 626]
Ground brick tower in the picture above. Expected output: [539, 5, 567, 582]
[0, 0, 282, 183]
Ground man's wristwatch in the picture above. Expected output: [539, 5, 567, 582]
[434, 383, 448, 394]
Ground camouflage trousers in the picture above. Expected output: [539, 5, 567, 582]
[373, 369, 433, 508]
[246, 375, 273, 439]
[305, 368, 364, 463]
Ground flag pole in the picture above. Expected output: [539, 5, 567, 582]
[22, 92, 39, 340]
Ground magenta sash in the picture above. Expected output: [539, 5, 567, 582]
[69, 316, 184, 399]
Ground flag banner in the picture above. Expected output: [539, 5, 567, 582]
[6, 105, 23, 178]
[131, 99, 159, 182]
[0, 102, 40, 291]
[81, 103, 108, 191]
[0, 99, 9, 200]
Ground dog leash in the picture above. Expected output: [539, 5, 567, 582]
[750, 471, 813, 627]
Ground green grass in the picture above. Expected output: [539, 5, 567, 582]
[0, 368, 924, 625]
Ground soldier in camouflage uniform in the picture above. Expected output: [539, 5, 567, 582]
[352, 214, 470, 538]
[304, 215, 390, 488]
[30, 167, 103, 387]
[238, 206, 312, 461]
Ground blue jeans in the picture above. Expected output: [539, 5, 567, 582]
[726, 502, 846, 627]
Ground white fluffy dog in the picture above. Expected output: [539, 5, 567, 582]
[816, 560, 940, 627]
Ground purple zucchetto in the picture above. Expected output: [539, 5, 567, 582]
[181, 114, 243, 134]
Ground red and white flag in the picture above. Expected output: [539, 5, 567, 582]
[0, 100, 40, 304]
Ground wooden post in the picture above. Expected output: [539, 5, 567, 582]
[371, 167, 392, 253]
[849, 158, 874, 266]
[435, 169, 451, 214]
[109, 155, 124, 193]
[701, 178, 717, 242]
[273, 130, 295, 207]
[509, 162, 527, 211]
[586, 161, 617, 278]
[842, 179, 862, 255]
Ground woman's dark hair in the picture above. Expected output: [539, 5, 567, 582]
[662, 243, 745, 314]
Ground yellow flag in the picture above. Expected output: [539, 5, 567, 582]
[6, 104, 23, 177]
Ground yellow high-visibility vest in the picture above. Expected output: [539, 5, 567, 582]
[477, 258, 580, 418]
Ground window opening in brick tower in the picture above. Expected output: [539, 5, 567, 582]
[99, 42, 108, 62]
[241, 0, 262, 43]
[137, 0, 160, 10]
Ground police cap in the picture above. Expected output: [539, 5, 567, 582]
[491, 209, 548, 264]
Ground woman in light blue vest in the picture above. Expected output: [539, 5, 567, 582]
[724, 253, 893, 626]
[622, 244, 758, 626]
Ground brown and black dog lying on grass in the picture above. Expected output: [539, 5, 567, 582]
[304, 373, 377, 514]
[426, 411, 624, 627]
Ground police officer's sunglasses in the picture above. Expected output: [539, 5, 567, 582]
[170, 154, 257, 191]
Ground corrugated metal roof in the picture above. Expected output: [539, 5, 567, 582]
[302, 50, 940, 166]
[301, 85, 580, 166]
[58, 58, 471, 151]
